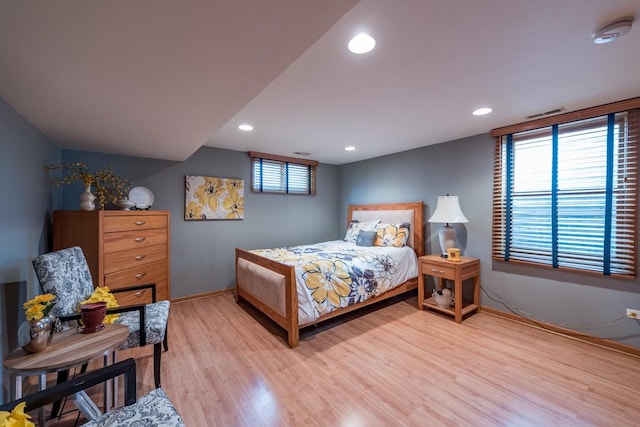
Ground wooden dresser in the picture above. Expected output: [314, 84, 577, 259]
[52, 210, 170, 306]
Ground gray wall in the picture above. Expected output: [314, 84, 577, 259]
[2, 94, 639, 405]
[60, 147, 340, 297]
[339, 134, 640, 348]
[0, 98, 60, 403]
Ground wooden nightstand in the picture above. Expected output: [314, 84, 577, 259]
[417, 255, 480, 323]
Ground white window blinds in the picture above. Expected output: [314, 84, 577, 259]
[491, 100, 639, 277]
[249, 152, 317, 195]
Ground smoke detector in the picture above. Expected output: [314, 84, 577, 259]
[592, 17, 634, 44]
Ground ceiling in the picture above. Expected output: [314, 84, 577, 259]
[1, 1, 639, 165]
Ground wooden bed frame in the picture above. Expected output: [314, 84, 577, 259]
[235, 202, 424, 347]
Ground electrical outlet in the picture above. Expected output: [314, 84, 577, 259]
[627, 309, 640, 319]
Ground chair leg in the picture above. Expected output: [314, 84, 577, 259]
[49, 370, 69, 419]
[163, 327, 169, 352]
[153, 343, 162, 388]
[50, 362, 88, 418]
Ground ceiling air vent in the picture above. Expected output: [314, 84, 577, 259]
[526, 107, 565, 120]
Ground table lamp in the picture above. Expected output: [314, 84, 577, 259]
[428, 195, 468, 258]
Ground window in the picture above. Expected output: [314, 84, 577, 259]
[249, 151, 317, 195]
[491, 99, 639, 277]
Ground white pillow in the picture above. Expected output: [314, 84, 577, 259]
[344, 219, 380, 243]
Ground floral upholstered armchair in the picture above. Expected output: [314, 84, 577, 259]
[32, 246, 170, 388]
[0, 358, 185, 426]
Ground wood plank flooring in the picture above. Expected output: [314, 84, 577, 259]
[49, 293, 640, 426]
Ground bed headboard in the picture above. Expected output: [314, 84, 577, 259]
[347, 202, 424, 256]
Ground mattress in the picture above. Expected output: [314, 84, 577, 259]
[250, 240, 418, 324]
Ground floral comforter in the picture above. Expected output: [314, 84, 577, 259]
[250, 240, 418, 324]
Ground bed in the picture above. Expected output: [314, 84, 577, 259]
[235, 202, 424, 347]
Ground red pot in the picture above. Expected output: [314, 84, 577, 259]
[80, 302, 107, 334]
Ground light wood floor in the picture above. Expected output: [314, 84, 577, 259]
[50, 293, 640, 426]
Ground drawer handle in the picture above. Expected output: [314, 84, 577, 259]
[135, 273, 146, 280]
[134, 255, 146, 261]
[134, 221, 146, 226]
[431, 268, 445, 274]
[134, 290, 146, 297]
[134, 237, 146, 243]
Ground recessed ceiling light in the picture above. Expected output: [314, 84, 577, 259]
[238, 124, 253, 131]
[345, 146, 356, 151]
[592, 17, 633, 44]
[472, 107, 493, 116]
[348, 33, 376, 54]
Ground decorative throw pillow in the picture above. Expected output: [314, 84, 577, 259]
[344, 220, 380, 243]
[373, 222, 411, 247]
[356, 230, 377, 247]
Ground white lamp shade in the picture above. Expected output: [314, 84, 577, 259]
[428, 196, 468, 224]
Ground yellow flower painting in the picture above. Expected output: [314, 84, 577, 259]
[185, 175, 244, 220]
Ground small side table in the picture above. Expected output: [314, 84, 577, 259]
[3, 323, 128, 424]
[417, 255, 480, 323]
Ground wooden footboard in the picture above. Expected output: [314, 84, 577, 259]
[235, 248, 300, 347]
[235, 201, 424, 348]
[236, 246, 417, 348]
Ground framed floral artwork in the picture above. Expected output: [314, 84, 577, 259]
[184, 175, 244, 220]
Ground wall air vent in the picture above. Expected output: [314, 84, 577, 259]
[526, 107, 566, 120]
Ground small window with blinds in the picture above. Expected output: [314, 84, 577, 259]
[491, 101, 639, 277]
[249, 151, 317, 195]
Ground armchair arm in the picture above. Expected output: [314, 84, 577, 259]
[111, 282, 157, 303]
[0, 358, 137, 412]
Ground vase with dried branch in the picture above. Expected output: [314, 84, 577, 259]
[44, 162, 131, 210]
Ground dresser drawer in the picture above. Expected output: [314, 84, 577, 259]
[106, 261, 169, 305]
[111, 277, 169, 306]
[103, 228, 167, 253]
[105, 260, 166, 288]
[114, 287, 154, 306]
[421, 262, 455, 279]
[104, 244, 167, 274]
[103, 215, 167, 233]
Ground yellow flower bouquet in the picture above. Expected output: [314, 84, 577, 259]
[23, 294, 56, 321]
[0, 402, 34, 427]
[79, 286, 120, 324]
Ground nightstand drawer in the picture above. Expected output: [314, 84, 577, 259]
[421, 262, 455, 279]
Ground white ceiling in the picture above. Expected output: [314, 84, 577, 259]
[2, 0, 640, 165]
